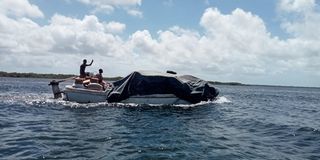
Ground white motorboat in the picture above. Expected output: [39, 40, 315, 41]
[49, 71, 219, 104]
[49, 81, 192, 104]
[49, 77, 110, 103]
[63, 85, 108, 103]
[61, 85, 189, 104]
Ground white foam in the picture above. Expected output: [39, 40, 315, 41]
[213, 96, 232, 104]
[25, 96, 231, 109]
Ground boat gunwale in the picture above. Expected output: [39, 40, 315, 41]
[64, 85, 107, 95]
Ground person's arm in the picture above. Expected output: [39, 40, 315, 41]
[87, 59, 93, 66]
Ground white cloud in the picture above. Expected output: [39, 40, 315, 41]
[1, 0, 320, 86]
[47, 14, 128, 57]
[0, 14, 51, 54]
[0, 0, 44, 18]
[77, 0, 142, 17]
[0, 12, 130, 74]
[91, 5, 114, 14]
[279, 0, 315, 13]
[276, 0, 320, 77]
[278, 0, 320, 40]
[105, 21, 126, 33]
[126, 9, 143, 18]
[122, 6, 320, 85]
[78, 0, 142, 6]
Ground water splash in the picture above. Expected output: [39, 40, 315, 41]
[0, 94, 232, 109]
[25, 98, 214, 109]
[213, 96, 231, 104]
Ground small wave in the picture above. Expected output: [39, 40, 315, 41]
[213, 96, 231, 104]
[65, 101, 206, 109]
[25, 99, 143, 108]
[25, 98, 106, 108]
[32, 99, 213, 109]
[294, 126, 320, 135]
[171, 100, 222, 108]
[24, 96, 231, 109]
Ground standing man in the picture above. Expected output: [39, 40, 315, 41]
[80, 59, 93, 78]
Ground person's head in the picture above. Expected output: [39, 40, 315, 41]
[83, 59, 87, 64]
[99, 69, 103, 74]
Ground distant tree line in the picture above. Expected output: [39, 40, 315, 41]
[209, 81, 243, 86]
[0, 71, 75, 79]
[0, 71, 122, 81]
[0, 71, 244, 85]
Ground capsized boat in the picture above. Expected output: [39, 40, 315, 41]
[49, 71, 219, 104]
[107, 71, 219, 104]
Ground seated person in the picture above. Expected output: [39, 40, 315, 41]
[95, 69, 106, 89]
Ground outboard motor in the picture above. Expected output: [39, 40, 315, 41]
[48, 80, 62, 99]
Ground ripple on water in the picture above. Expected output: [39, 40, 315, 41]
[1, 78, 320, 159]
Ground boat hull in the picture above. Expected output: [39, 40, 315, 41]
[63, 85, 107, 103]
[63, 86, 190, 104]
[120, 94, 190, 105]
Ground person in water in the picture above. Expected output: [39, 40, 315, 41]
[80, 59, 93, 78]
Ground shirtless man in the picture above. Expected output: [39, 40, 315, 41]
[80, 59, 93, 78]
[95, 69, 107, 90]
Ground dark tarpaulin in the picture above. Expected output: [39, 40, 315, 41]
[107, 71, 219, 104]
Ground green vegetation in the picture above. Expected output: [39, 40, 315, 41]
[0, 71, 123, 81]
[0, 71, 244, 85]
[209, 81, 244, 86]
[104, 76, 123, 81]
[0, 71, 75, 79]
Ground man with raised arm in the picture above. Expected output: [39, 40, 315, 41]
[79, 59, 93, 78]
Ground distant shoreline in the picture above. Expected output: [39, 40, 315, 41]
[0, 71, 245, 86]
[1, 71, 319, 88]
[0, 71, 122, 81]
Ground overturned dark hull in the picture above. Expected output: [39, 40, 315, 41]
[107, 71, 219, 104]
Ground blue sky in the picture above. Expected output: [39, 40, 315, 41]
[32, 0, 281, 37]
[1, 0, 320, 87]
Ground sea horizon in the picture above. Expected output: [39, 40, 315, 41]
[1, 70, 319, 89]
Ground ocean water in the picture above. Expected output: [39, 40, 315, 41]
[0, 77, 319, 160]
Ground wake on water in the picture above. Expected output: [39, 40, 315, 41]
[22, 95, 232, 109]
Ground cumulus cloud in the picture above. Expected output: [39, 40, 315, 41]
[133, 8, 278, 76]
[104, 21, 126, 33]
[77, 0, 143, 17]
[0, 0, 44, 18]
[278, 0, 320, 40]
[0, 10, 130, 74]
[1, 0, 320, 86]
[277, 0, 320, 73]
[123, 4, 320, 83]
[279, 0, 315, 13]
[47, 14, 129, 57]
